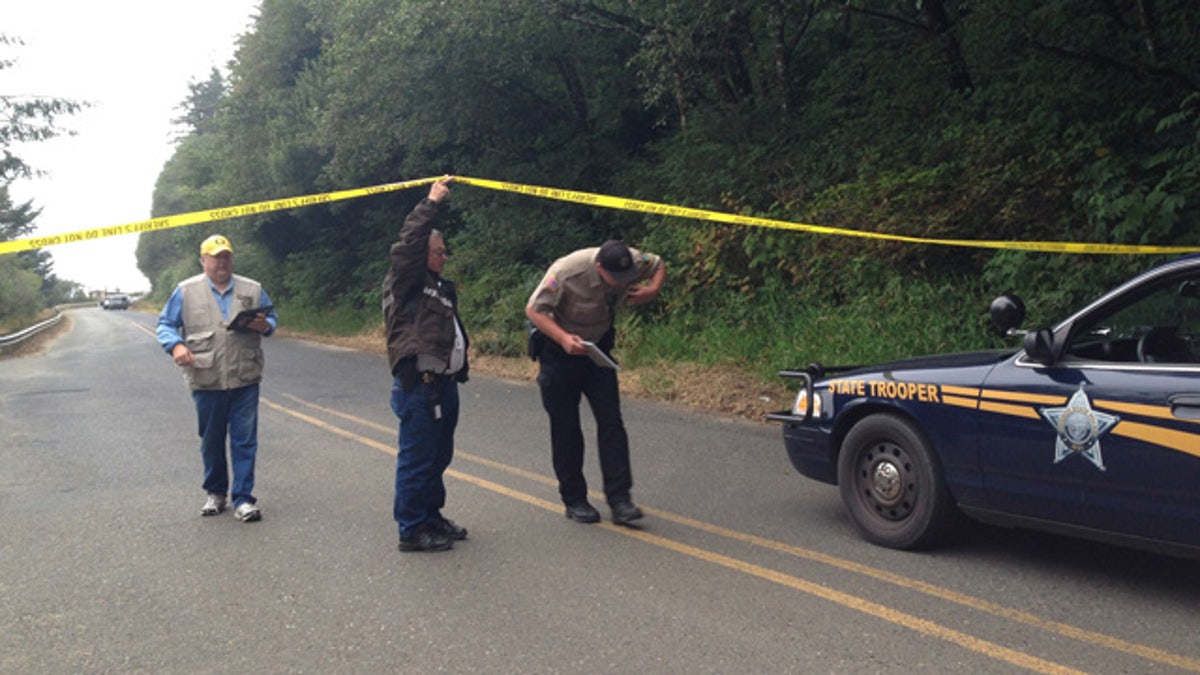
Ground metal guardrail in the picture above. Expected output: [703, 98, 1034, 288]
[0, 311, 64, 350]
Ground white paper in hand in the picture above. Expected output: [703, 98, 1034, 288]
[581, 341, 619, 370]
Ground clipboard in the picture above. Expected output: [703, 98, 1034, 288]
[581, 341, 619, 370]
[227, 305, 273, 331]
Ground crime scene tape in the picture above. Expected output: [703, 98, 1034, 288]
[0, 176, 440, 257]
[454, 177, 1200, 256]
[3, 174, 1199, 257]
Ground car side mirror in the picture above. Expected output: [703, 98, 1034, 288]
[990, 293, 1026, 335]
[1023, 328, 1056, 365]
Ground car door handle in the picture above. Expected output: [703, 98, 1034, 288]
[1168, 394, 1200, 420]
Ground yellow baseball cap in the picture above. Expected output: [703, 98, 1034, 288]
[200, 235, 233, 256]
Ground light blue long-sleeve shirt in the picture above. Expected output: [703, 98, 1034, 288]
[156, 278, 277, 353]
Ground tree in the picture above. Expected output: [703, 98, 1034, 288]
[0, 184, 45, 322]
[171, 67, 228, 139]
[0, 35, 84, 183]
[142, 1, 1200, 361]
[1, 33, 84, 323]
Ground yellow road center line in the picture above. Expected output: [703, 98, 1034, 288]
[128, 324, 1199, 672]
[264, 393, 1200, 673]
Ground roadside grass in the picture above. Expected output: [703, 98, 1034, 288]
[274, 302, 380, 336]
[4, 267, 1005, 418]
[619, 273, 1003, 378]
[272, 273, 1008, 420]
[0, 308, 57, 336]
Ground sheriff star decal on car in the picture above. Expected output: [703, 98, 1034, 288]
[770, 254, 1200, 557]
[1038, 384, 1119, 471]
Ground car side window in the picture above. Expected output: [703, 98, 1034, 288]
[1066, 272, 1200, 364]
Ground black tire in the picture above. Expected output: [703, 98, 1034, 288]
[837, 413, 957, 550]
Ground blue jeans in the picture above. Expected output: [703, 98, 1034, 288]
[392, 375, 459, 538]
[192, 384, 260, 507]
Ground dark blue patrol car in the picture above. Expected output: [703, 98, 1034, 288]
[768, 255, 1200, 558]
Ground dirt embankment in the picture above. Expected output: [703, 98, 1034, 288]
[282, 329, 791, 423]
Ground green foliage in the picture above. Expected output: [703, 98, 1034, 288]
[1, 35, 86, 183]
[1, 34, 85, 318]
[139, 1, 1200, 387]
[0, 183, 79, 317]
[617, 270, 1003, 380]
[0, 256, 42, 325]
[278, 299, 377, 337]
[148, 258, 200, 305]
[171, 68, 227, 139]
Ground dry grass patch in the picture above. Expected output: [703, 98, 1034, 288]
[281, 327, 789, 422]
[0, 312, 72, 360]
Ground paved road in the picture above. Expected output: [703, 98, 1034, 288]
[2, 308, 1199, 674]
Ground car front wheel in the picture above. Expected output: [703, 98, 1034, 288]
[837, 413, 957, 550]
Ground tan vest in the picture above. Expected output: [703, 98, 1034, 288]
[179, 274, 265, 391]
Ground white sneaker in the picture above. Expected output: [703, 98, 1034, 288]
[234, 502, 261, 522]
[201, 494, 227, 516]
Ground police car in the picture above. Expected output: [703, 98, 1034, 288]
[768, 255, 1200, 558]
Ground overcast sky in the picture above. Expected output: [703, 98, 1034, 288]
[6, 1, 260, 293]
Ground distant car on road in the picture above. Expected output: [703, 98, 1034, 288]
[769, 254, 1200, 558]
[100, 294, 130, 310]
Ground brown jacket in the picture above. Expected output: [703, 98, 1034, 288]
[382, 197, 470, 387]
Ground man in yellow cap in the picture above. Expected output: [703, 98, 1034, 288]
[156, 234, 278, 522]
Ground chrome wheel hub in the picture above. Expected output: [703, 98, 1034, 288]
[871, 460, 903, 503]
[857, 442, 916, 521]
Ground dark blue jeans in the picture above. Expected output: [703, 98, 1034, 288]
[392, 375, 459, 539]
[192, 384, 260, 507]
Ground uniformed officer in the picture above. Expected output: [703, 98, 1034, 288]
[525, 240, 666, 525]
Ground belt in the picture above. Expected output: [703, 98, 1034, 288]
[421, 371, 452, 384]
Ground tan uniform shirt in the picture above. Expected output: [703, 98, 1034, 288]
[527, 246, 662, 342]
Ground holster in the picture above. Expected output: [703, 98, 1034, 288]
[526, 320, 545, 361]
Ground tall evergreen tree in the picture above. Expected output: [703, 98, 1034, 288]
[1, 34, 83, 321]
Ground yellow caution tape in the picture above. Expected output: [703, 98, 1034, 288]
[453, 176, 1200, 255]
[3, 174, 1199, 257]
[0, 176, 439, 257]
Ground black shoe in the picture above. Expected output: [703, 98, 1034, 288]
[429, 515, 468, 540]
[399, 523, 454, 552]
[610, 501, 644, 525]
[564, 501, 601, 523]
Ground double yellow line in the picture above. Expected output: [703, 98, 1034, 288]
[126, 319, 1198, 672]
[5, 175, 1199, 257]
[264, 389, 1200, 675]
